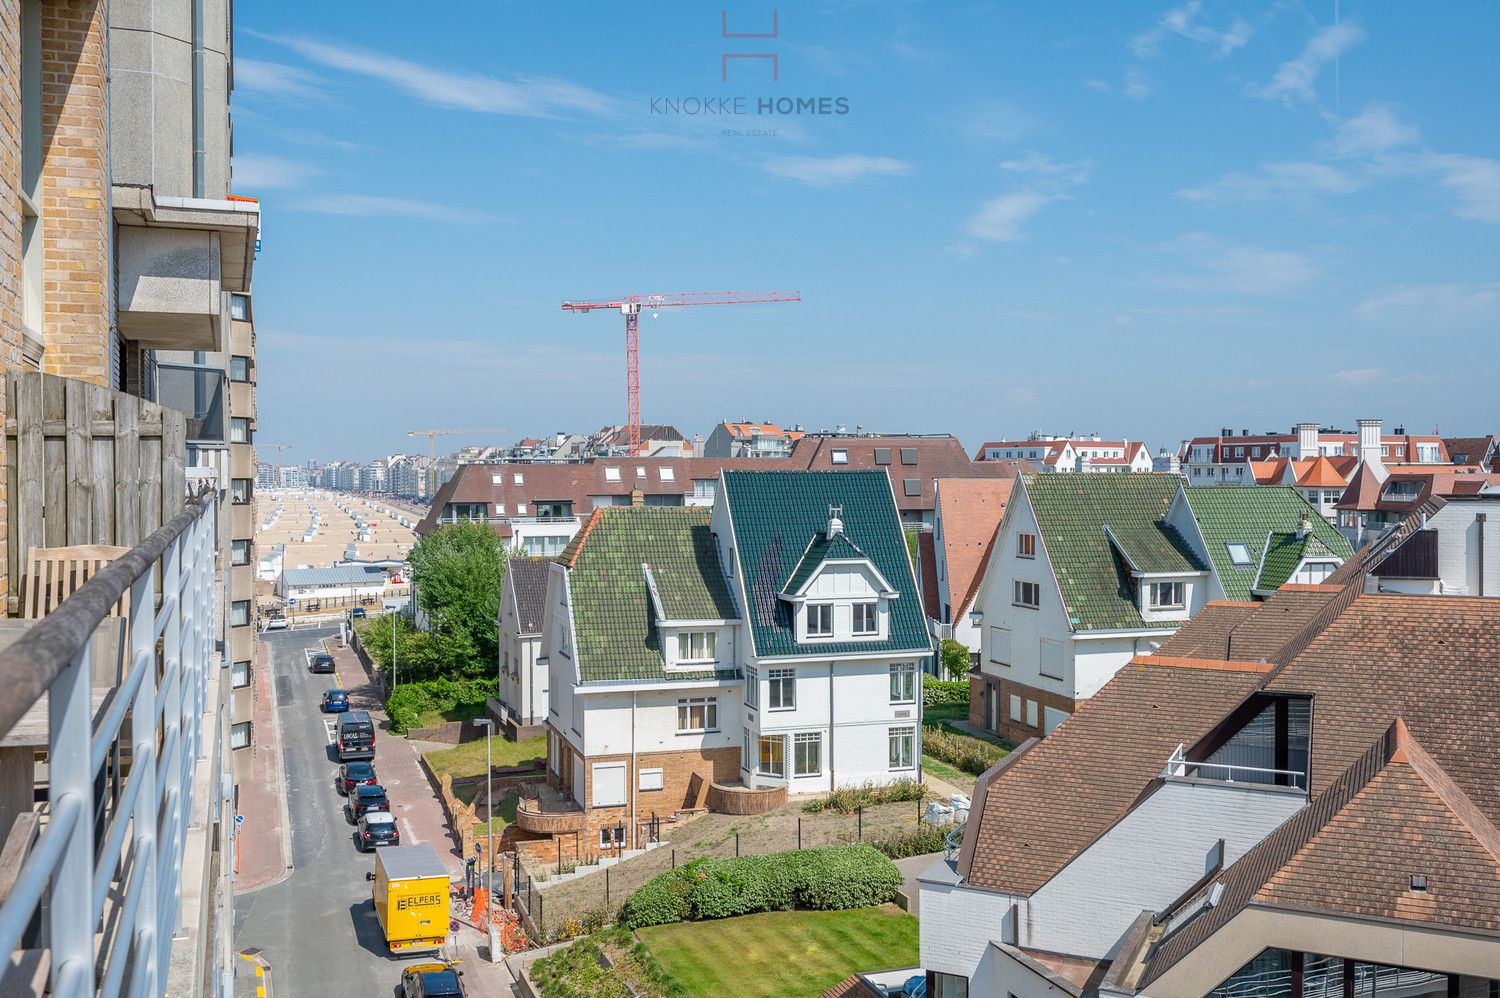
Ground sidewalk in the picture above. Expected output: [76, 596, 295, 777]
[236, 639, 292, 892]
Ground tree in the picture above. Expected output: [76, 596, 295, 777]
[939, 638, 971, 681]
[360, 613, 451, 684]
[408, 520, 507, 678]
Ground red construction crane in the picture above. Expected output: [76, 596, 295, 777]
[561, 291, 801, 455]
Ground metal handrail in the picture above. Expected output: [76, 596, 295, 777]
[1161, 744, 1306, 787]
[0, 497, 208, 739]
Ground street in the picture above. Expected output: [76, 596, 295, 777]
[233, 629, 458, 997]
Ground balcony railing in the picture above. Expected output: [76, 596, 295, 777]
[0, 494, 219, 996]
[1162, 745, 1306, 790]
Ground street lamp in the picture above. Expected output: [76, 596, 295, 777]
[473, 715, 500, 963]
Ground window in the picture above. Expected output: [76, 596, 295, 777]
[1009, 695, 1022, 721]
[492, 474, 505, 485]
[900, 447, 918, 465]
[853, 602, 877, 635]
[558, 621, 571, 657]
[229, 294, 250, 321]
[639, 768, 664, 792]
[1012, 580, 1040, 608]
[1040, 638, 1065, 680]
[231, 660, 250, 689]
[231, 479, 252, 505]
[635, 466, 646, 479]
[659, 467, 675, 481]
[592, 763, 626, 807]
[1017, 532, 1037, 558]
[230, 418, 250, 443]
[676, 696, 718, 733]
[874, 448, 892, 465]
[676, 631, 717, 662]
[230, 355, 250, 382]
[831, 448, 848, 465]
[231, 539, 251, 566]
[928, 972, 969, 998]
[744, 667, 758, 709]
[988, 627, 1011, 666]
[1026, 700, 1038, 727]
[513, 472, 524, 485]
[1226, 543, 1254, 567]
[767, 668, 795, 710]
[890, 662, 916, 703]
[599, 825, 625, 848]
[805, 604, 832, 637]
[604, 466, 621, 482]
[888, 726, 916, 770]
[758, 735, 785, 777]
[1381, 480, 1422, 501]
[793, 732, 821, 777]
[230, 721, 252, 749]
[1148, 581, 1185, 609]
[903, 479, 921, 497]
[230, 600, 250, 627]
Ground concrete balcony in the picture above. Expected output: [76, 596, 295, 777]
[515, 784, 586, 835]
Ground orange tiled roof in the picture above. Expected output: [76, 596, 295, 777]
[935, 478, 1016, 623]
[1293, 455, 1349, 488]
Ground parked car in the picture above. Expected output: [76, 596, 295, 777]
[310, 652, 335, 674]
[350, 606, 367, 619]
[357, 811, 400, 852]
[336, 711, 377, 761]
[337, 761, 377, 796]
[347, 784, 390, 822]
[399, 962, 464, 998]
[321, 689, 350, 713]
[263, 616, 288, 631]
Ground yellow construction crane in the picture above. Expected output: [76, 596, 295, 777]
[407, 428, 506, 497]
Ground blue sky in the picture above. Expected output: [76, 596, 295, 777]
[232, 2, 1500, 464]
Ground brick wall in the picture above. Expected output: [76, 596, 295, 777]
[972, 673, 1076, 744]
[0, 0, 22, 609]
[37, 0, 108, 386]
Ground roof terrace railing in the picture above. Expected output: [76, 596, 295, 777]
[0, 494, 218, 996]
[1161, 744, 1307, 790]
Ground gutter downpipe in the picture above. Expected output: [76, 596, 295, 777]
[191, 0, 206, 197]
[630, 693, 637, 849]
[828, 663, 835, 792]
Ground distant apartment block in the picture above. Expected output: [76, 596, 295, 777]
[703, 420, 806, 459]
[1180, 419, 1450, 484]
[975, 434, 1153, 473]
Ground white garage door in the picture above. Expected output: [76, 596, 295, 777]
[592, 762, 627, 808]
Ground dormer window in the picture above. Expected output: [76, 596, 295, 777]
[853, 602, 877, 635]
[806, 604, 833, 637]
[605, 466, 621, 482]
[676, 631, 717, 663]
[831, 449, 848, 465]
[1148, 581, 1185, 610]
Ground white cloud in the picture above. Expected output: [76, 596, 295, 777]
[760, 154, 914, 187]
[1178, 160, 1363, 202]
[1420, 153, 1500, 223]
[1353, 282, 1500, 325]
[1085, 68, 1153, 101]
[263, 34, 613, 117]
[966, 191, 1064, 242]
[1164, 235, 1318, 295]
[1133, 1, 1253, 59]
[1332, 367, 1384, 386]
[1003, 387, 1040, 406]
[1000, 152, 1093, 185]
[1329, 105, 1421, 157]
[231, 154, 324, 190]
[1255, 21, 1365, 104]
[290, 194, 507, 224]
[234, 58, 326, 99]
[274, 128, 369, 153]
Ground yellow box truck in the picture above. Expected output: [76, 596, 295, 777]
[371, 844, 451, 954]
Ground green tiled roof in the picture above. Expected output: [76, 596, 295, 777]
[1024, 474, 1203, 632]
[1254, 532, 1341, 593]
[781, 531, 874, 596]
[564, 506, 739, 683]
[1182, 486, 1353, 602]
[721, 470, 932, 658]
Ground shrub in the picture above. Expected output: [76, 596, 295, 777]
[921, 724, 1007, 777]
[802, 778, 928, 814]
[619, 846, 902, 929]
[922, 678, 970, 707]
[385, 676, 498, 734]
[869, 822, 951, 860]
[939, 639, 972, 680]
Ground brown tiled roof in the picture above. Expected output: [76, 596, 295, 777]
[935, 478, 1015, 622]
[963, 659, 1269, 895]
[1441, 435, 1497, 467]
[788, 435, 1028, 512]
[820, 975, 883, 998]
[1143, 719, 1500, 983]
[1153, 601, 1259, 659]
[504, 556, 552, 634]
[1333, 462, 1384, 511]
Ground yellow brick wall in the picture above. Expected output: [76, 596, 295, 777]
[0, 0, 23, 609]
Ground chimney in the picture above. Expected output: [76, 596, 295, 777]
[1297, 511, 1311, 540]
[630, 489, 644, 507]
[826, 503, 844, 540]
[1357, 418, 1387, 481]
[1296, 422, 1320, 461]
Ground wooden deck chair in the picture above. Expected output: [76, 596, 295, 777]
[21, 545, 132, 622]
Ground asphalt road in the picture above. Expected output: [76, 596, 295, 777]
[233, 628, 436, 998]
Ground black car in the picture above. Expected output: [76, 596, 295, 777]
[347, 784, 390, 822]
[336, 761, 377, 796]
[357, 812, 400, 852]
[400, 963, 463, 998]
[310, 652, 335, 674]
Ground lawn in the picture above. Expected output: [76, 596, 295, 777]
[921, 754, 973, 791]
[636, 905, 918, 997]
[423, 734, 546, 784]
[411, 698, 491, 730]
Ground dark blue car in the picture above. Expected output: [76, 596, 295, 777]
[321, 688, 350, 713]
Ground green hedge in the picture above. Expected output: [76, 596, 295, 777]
[386, 676, 497, 734]
[619, 845, 903, 929]
[922, 679, 969, 707]
[868, 822, 951, 860]
[801, 777, 927, 814]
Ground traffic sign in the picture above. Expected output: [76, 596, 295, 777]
[234, 815, 244, 826]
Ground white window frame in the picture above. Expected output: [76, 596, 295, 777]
[831, 448, 849, 465]
[767, 668, 795, 711]
[676, 630, 717, 663]
[675, 696, 719, 734]
[605, 466, 621, 482]
[744, 667, 758, 709]
[1013, 580, 1041, 609]
[1017, 532, 1037, 559]
[659, 467, 675, 481]
[852, 602, 877, 635]
[1226, 543, 1254, 568]
[758, 735, 786, 777]
[1148, 581, 1185, 610]
[888, 726, 916, 771]
[638, 767, 664, 792]
[889, 662, 916, 704]
[513, 472, 524, 485]
[806, 603, 833, 637]
[793, 732, 821, 777]
[1009, 694, 1022, 722]
[988, 626, 1011, 666]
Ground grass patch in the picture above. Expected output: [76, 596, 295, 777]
[922, 703, 968, 724]
[471, 791, 518, 835]
[412, 698, 491, 730]
[423, 734, 546, 784]
[532, 926, 686, 998]
[637, 905, 917, 997]
[921, 754, 972, 788]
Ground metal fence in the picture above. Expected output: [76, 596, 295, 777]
[0, 494, 219, 996]
[508, 797, 936, 943]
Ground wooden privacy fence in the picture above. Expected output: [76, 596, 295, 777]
[4, 371, 188, 614]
